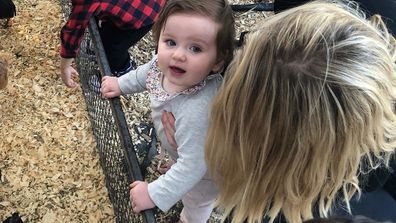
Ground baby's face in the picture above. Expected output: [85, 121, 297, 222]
[157, 13, 222, 93]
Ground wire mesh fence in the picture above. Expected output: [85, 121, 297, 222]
[60, 2, 155, 223]
[76, 32, 147, 223]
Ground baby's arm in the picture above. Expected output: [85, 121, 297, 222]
[101, 57, 156, 98]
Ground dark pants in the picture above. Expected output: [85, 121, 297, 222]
[97, 20, 152, 73]
[332, 188, 396, 222]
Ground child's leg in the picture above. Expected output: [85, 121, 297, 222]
[98, 20, 152, 74]
[179, 173, 218, 223]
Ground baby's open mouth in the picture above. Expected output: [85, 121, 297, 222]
[170, 66, 186, 74]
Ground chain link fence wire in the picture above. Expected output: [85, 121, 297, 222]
[60, 2, 156, 223]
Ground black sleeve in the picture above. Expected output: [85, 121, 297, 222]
[273, 0, 396, 36]
[359, 154, 395, 193]
[384, 154, 396, 200]
[354, 0, 396, 36]
[273, 0, 310, 13]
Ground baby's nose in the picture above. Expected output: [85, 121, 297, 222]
[171, 47, 186, 61]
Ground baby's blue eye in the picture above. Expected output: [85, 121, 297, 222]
[166, 39, 176, 46]
[190, 46, 202, 53]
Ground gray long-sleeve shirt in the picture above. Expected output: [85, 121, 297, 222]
[118, 56, 222, 211]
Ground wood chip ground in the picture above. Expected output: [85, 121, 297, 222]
[0, 0, 271, 222]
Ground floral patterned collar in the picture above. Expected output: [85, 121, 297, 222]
[146, 59, 220, 102]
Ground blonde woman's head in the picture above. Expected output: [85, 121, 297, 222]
[205, 1, 396, 223]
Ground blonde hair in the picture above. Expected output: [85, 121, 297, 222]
[205, 1, 396, 223]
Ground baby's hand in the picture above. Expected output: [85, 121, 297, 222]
[101, 76, 121, 98]
[129, 181, 155, 213]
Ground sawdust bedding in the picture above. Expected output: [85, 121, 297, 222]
[0, 0, 114, 222]
[0, 0, 270, 222]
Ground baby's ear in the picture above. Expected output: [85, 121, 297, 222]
[212, 59, 225, 74]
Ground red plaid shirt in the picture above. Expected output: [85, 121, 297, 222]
[60, 0, 165, 58]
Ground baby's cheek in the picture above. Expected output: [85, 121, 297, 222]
[156, 54, 168, 72]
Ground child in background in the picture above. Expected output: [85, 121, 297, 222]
[59, 0, 165, 88]
[101, 0, 235, 222]
[204, 1, 396, 223]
